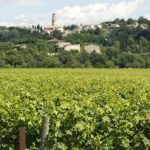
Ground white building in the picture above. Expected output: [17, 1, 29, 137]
[63, 30, 79, 36]
[110, 24, 120, 28]
[64, 44, 80, 52]
[56, 41, 71, 48]
[45, 26, 64, 34]
[48, 39, 60, 44]
[84, 45, 101, 53]
[140, 24, 149, 30]
[126, 22, 139, 28]
[97, 24, 103, 29]
[83, 24, 102, 31]
[50, 39, 81, 52]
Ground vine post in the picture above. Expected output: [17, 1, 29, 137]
[40, 115, 50, 150]
[19, 127, 26, 150]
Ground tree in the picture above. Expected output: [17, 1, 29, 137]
[105, 61, 115, 68]
[90, 52, 108, 68]
[0, 52, 5, 67]
[43, 56, 61, 68]
[143, 53, 150, 68]
[127, 18, 136, 24]
[51, 30, 63, 40]
[105, 47, 119, 59]
[127, 37, 137, 52]
[114, 41, 120, 48]
[138, 17, 150, 24]
[117, 31, 128, 51]
[139, 36, 149, 52]
[119, 53, 145, 68]
[64, 25, 78, 30]
[79, 51, 91, 67]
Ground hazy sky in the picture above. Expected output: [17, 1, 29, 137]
[0, 0, 150, 26]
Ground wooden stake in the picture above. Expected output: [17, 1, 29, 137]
[40, 115, 50, 150]
[19, 127, 26, 150]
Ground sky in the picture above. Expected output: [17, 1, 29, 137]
[0, 0, 150, 26]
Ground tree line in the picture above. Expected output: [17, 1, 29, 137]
[0, 17, 150, 68]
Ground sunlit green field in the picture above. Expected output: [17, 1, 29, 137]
[0, 69, 150, 149]
[0, 68, 150, 80]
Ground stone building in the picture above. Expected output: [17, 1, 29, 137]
[49, 39, 81, 52]
[84, 44, 101, 53]
[140, 23, 149, 30]
[56, 41, 71, 48]
[64, 44, 81, 52]
[110, 24, 120, 28]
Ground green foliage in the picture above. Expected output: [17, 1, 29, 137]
[138, 16, 150, 24]
[0, 69, 149, 149]
[0, 18, 150, 68]
[119, 53, 146, 68]
[105, 47, 119, 59]
[64, 25, 78, 31]
[51, 30, 63, 40]
[63, 33, 103, 44]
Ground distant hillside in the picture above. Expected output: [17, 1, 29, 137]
[0, 17, 150, 68]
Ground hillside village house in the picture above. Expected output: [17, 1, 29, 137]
[82, 24, 102, 31]
[56, 41, 81, 52]
[84, 45, 101, 53]
[64, 44, 80, 52]
[45, 26, 64, 34]
[140, 23, 149, 30]
[126, 22, 139, 28]
[49, 40, 81, 52]
[48, 39, 60, 44]
[110, 24, 120, 29]
[63, 29, 80, 36]
[56, 41, 71, 48]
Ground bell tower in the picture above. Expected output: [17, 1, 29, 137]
[52, 13, 56, 26]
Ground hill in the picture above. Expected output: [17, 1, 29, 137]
[0, 17, 150, 68]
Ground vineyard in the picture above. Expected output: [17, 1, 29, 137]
[0, 69, 150, 149]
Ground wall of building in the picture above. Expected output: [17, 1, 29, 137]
[56, 41, 71, 48]
[64, 44, 81, 52]
[84, 45, 101, 53]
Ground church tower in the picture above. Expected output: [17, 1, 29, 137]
[52, 13, 56, 26]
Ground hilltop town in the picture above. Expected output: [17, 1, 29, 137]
[44, 13, 149, 34]
[31, 13, 150, 54]
[0, 13, 150, 68]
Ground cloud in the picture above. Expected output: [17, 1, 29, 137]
[0, 0, 43, 6]
[14, 13, 50, 26]
[0, 0, 145, 26]
[144, 13, 150, 20]
[56, 0, 144, 25]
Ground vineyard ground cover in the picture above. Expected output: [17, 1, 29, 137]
[0, 69, 150, 149]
